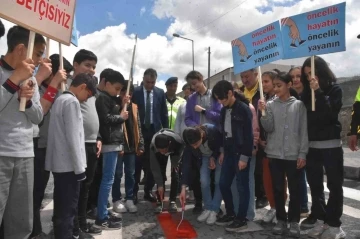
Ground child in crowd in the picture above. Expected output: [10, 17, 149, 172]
[230, 90, 259, 222]
[259, 72, 308, 237]
[45, 73, 97, 239]
[0, 25, 45, 238]
[288, 66, 310, 218]
[212, 80, 253, 232]
[180, 124, 223, 225]
[69, 49, 103, 237]
[112, 80, 144, 213]
[300, 56, 346, 239]
[32, 54, 72, 238]
[95, 70, 126, 230]
[150, 129, 184, 213]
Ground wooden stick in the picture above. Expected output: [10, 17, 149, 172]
[311, 56, 315, 111]
[258, 66, 266, 116]
[59, 43, 66, 92]
[124, 34, 138, 109]
[19, 31, 36, 112]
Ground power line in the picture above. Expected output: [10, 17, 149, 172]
[184, 0, 249, 36]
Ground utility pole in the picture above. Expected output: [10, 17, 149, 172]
[207, 47, 211, 88]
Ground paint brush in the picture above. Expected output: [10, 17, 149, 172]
[176, 202, 185, 230]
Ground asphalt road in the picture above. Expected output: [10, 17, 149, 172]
[41, 164, 360, 239]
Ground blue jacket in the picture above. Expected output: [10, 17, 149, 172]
[132, 85, 169, 132]
[180, 124, 222, 186]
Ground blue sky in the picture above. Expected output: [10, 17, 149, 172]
[75, 0, 171, 39]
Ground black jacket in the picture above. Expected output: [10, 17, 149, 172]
[180, 124, 223, 187]
[95, 91, 124, 145]
[149, 129, 184, 187]
[301, 84, 342, 141]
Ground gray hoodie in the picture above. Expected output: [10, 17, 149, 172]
[260, 96, 308, 160]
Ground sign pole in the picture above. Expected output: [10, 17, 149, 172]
[19, 31, 35, 112]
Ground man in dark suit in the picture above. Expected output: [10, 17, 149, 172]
[132, 68, 169, 203]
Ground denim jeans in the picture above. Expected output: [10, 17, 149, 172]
[97, 151, 118, 221]
[219, 153, 250, 221]
[300, 169, 309, 210]
[232, 155, 255, 220]
[200, 156, 222, 212]
[112, 153, 136, 201]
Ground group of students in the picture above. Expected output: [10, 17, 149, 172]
[146, 58, 346, 239]
[0, 20, 350, 239]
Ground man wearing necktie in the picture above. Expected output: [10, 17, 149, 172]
[132, 68, 169, 203]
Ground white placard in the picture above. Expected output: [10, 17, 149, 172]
[0, 0, 76, 46]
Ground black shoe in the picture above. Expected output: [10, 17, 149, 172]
[107, 212, 122, 222]
[139, 177, 146, 185]
[299, 40, 306, 45]
[73, 229, 94, 239]
[133, 194, 138, 205]
[144, 192, 157, 203]
[95, 217, 121, 230]
[192, 204, 202, 215]
[300, 214, 317, 228]
[81, 223, 102, 235]
[168, 201, 178, 213]
[225, 219, 248, 232]
[290, 43, 297, 48]
[256, 197, 269, 209]
[217, 209, 224, 219]
[215, 214, 235, 226]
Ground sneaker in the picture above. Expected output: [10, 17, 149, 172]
[225, 219, 248, 232]
[109, 214, 122, 222]
[320, 226, 346, 239]
[81, 223, 102, 235]
[192, 204, 203, 215]
[206, 211, 218, 225]
[113, 200, 127, 213]
[289, 222, 300, 238]
[263, 209, 276, 223]
[301, 214, 318, 228]
[215, 214, 235, 226]
[72, 230, 94, 239]
[272, 220, 287, 235]
[300, 208, 309, 218]
[256, 197, 269, 209]
[95, 218, 121, 230]
[125, 200, 137, 213]
[308, 222, 328, 238]
[197, 209, 211, 222]
[217, 209, 224, 219]
[168, 201, 178, 213]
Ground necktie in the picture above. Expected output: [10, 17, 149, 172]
[145, 91, 151, 129]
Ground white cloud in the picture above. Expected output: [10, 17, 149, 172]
[1, 0, 359, 93]
[107, 12, 115, 21]
[140, 7, 146, 16]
